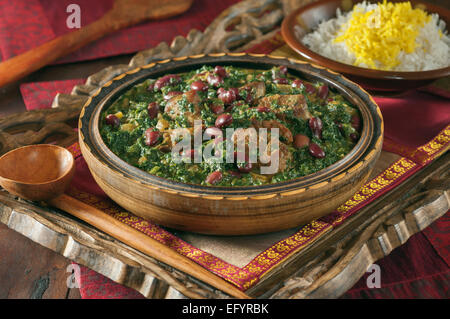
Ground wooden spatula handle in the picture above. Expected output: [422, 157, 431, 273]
[0, 0, 194, 88]
[0, 17, 116, 88]
[49, 194, 250, 299]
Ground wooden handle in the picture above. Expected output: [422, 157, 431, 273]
[0, 0, 194, 88]
[0, 16, 116, 88]
[49, 194, 250, 299]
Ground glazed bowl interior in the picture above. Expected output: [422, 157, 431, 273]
[80, 55, 382, 197]
[281, 0, 450, 93]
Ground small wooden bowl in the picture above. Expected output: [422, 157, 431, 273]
[281, 0, 450, 93]
[79, 54, 383, 235]
[0, 144, 75, 201]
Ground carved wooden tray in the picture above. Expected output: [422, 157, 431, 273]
[0, 0, 449, 299]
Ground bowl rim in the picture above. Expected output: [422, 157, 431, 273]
[281, 0, 450, 80]
[78, 53, 384, 198]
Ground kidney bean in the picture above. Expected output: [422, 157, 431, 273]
[215, 113, 233, 128]
[210, 102, 224, 115]
[304, 83, 316, 94]
[351, 114, 361, 132]
[318, 85, 329, 100]
[293, 134, 310, 149]
[292, 80, 316, 94]
[147, 82, 155, 91]
[154, 74, 181, 91]
[228, 170, 242, 178]
[144, 128, 160, 146]
[205, 171, 223, 185]
[229, 87, 241, 99]
[237, 161, 253, 173]
[350, 133, 359, 142]
[225, 100, 241, 113]
[147, 102, 159, 119]
[105, 114, 120, 127]
[163, 91, 183, 100]
[309, 117, 323, 139]
[244, 90, 254, 104]
[309, 142, 325, 158]
[217, 88, 237, 105]
[190, 80, 208, 92]
[292, 79, 303, 89]
[224, 105, 234, 113]
[274, 78, 288, 84]
[254, 106, 270, 113]
[257, 106, 271, 113]
[207, 74, 223, 87]
[214, 66, 228, 78]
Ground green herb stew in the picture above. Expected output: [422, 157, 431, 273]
[100, 65, 361, 186]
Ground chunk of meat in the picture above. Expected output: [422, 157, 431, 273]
[251, 119, 293, 143]
[230, 127, 258, 157]
[240, 81, 266, 102]
[274, 84, 292, 94]
[155, 132, 172, 153]
[257, 94, 312, 120]
[167, 127, 194, 144]
[260, 141, 293, 173]
[164, 90, 202, 126]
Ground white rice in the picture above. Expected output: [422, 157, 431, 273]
[301, 2, 450, 71]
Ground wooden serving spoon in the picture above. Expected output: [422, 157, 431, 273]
[0, 144, 250, 299]
[0, 0, 193, 88]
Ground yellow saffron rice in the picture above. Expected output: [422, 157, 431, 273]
[334, 0, 432, 70]
[302, 1, 450, 71]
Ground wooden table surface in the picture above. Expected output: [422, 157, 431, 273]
[0, 0, 448, 299]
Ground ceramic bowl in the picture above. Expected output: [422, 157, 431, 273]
[78, 53, 383, 235]
[281, 0, 450, 93]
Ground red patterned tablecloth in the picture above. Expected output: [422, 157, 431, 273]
[0, 0, 240, 63]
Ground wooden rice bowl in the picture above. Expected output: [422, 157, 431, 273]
[281, 0, 450, 93]
[78, 54, 383, 235]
